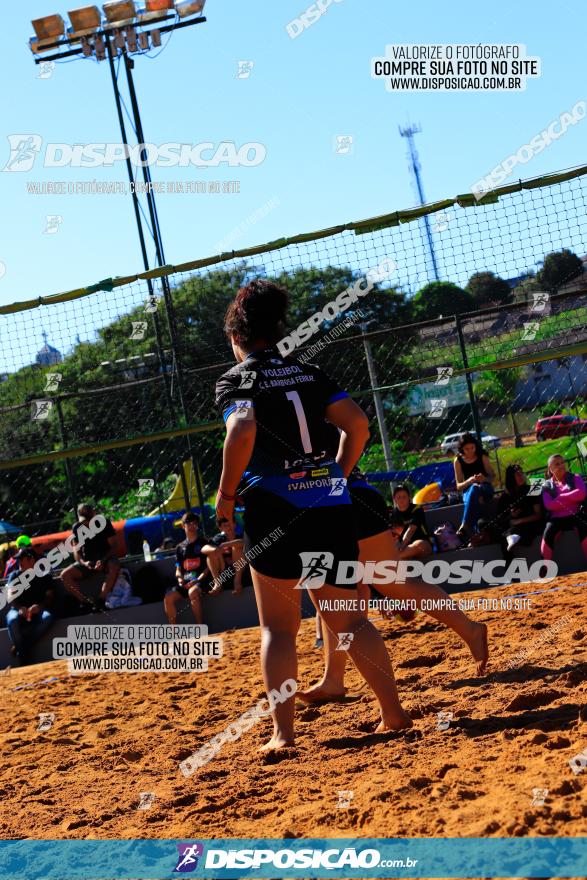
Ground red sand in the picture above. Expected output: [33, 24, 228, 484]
[0, 575, 585, 845]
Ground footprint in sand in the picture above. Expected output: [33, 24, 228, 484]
[399, 653, 445, 669]
[505, 689, 564, 711]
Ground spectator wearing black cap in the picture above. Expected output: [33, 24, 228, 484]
[165, 512, 207, 625]
[6, 548, 55, 664]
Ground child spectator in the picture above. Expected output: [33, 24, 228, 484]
[390, 485, 433, 560]
[165, 512, 207, 625]
[540, 454, 587, 562]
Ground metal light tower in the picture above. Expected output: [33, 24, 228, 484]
[399, 123, 440, 282]
[29, 1, 206, 279]
[28, 0, 208, 517]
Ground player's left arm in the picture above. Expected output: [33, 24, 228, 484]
[326, 398, 369, 478]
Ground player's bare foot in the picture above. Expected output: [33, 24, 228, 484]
[259, 733, 295, 752]
[375, 710, 413, 733]
[468, 621, 489, 675]
[298, 682, 347, 704]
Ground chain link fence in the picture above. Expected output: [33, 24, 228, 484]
[1, 165, 587, 533]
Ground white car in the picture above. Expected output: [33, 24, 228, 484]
[441, 432, 501, 455]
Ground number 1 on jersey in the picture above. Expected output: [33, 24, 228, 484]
[286, 390, 312, 453]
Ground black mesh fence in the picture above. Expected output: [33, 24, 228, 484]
[1, 165, 587, 532]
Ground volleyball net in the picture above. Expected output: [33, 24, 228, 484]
[1, 164, 587, 533]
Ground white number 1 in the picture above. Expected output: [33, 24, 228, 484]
[286, 391, 312, 453]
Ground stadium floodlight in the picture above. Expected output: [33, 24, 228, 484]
[126, 25, 138, 51]
[67, 6, 101, 36]
[94, 33, 106, 59]
[30, 14, 65, 53]
[32, 14, 66, 40]
[102, 0, 136, 27]
[137, 0, 173, 21]
[174, 0, 205, 18]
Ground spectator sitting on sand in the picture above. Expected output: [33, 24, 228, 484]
[6, 548, 55, 664]
[540, 454, 587, 562]
[62, 503, 120, 607]
[389, 485, 433, 560]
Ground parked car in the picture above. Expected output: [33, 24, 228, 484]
[535, 414, 587, 441]
[441, 432, 501, 455]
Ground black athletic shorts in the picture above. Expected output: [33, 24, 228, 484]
[242, 487, 358, 584]
[349, 484, 390, 541]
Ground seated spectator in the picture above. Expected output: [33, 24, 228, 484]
[495, 464, 543, 556]
[104, 567, 142, 610]
[61, 503, 120, 607]
[154, 537, 176, 558]
[202, 517, 246, 594]
[453, 432, 495, 539]
[6, 548, 55, 664]
[5, 536, 31, 577]
[0, 542, 18, 578]
[540, 454, 587, 562]
[389, 485, 433, 560]
[165, 512, 208, 625]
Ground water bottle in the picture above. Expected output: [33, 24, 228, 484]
[142, 539, 152, 562]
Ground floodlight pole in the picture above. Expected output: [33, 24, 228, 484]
[110, 44, 208, 522]
[32, 13, 208, 520]
[104, 35, 185, 506]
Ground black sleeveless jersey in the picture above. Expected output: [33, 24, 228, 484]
[215, 347, 351, 508]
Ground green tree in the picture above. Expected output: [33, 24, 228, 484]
[466, 271, 511, 308]
[411, 281, 473, 322]
[473, 368, 523, 446]
[537, 249, 584, 292]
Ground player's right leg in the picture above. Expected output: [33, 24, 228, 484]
[250, 567, 301, 750]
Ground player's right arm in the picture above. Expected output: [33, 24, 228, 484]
[215, 369, 258, 522]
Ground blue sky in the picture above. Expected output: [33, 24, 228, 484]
[0, 0, 585, 311]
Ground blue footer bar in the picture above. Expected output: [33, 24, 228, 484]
[0, 838, 586, 878]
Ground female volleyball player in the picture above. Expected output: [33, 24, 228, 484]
[215, 279, 412, 751]
[302, 465, 489, 704]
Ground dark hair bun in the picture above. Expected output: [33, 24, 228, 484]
[225, 279, 288, 346]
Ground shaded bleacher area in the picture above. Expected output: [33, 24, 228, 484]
[1, 499, 586, 667]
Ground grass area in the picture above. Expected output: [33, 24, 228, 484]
[400, 306, 587, 374]
[405, 436, 585, 490]
[489, 435, 585, 481]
